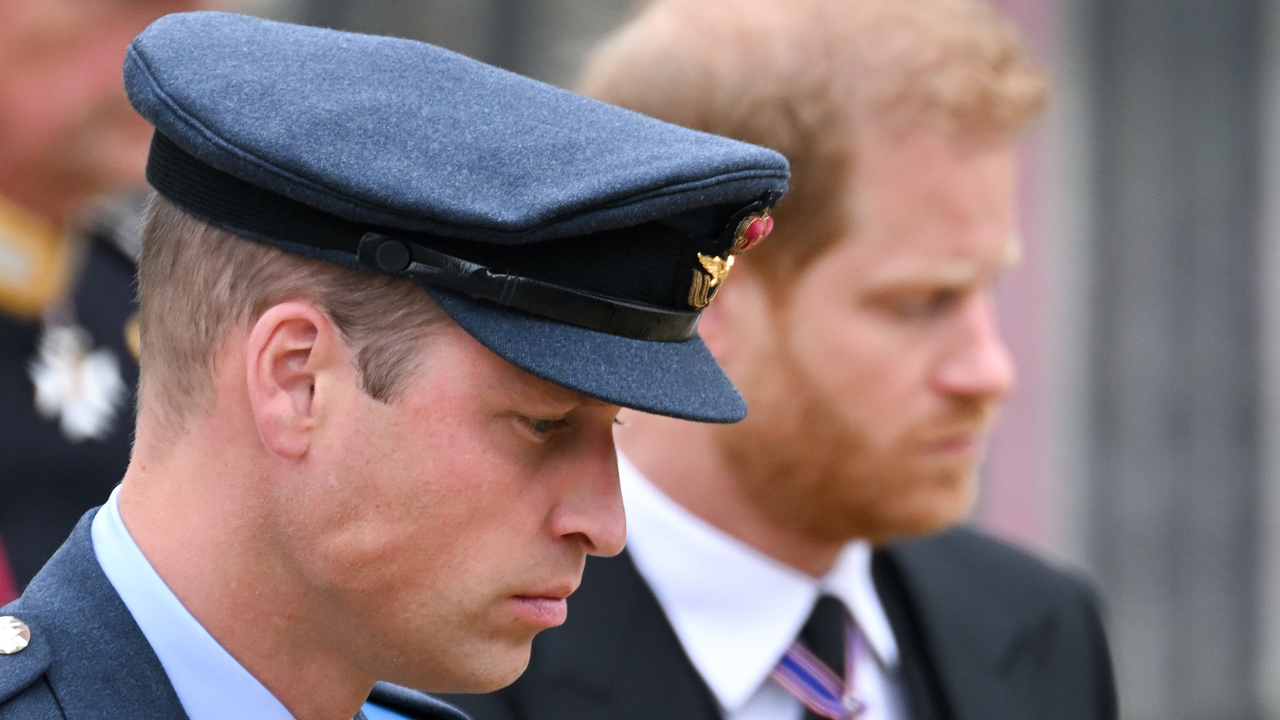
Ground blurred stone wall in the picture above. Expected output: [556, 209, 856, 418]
[1080, 0, 1268, 718]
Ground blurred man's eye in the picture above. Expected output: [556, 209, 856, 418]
[879, 289, 963, 319]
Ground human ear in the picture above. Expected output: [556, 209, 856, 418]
[698, 265, 770, 368]
[244, 302, 343, 459]
[698, 293, 730, 360]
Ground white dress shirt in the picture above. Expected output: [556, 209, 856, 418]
[91, 487, 392, 720]
[619, 454, 910, 720]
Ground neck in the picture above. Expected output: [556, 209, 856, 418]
[119, 411, 373, 720]
[617, 412, 844, 578]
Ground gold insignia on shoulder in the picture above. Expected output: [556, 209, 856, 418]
[124, 312, 141, 362]
[0, 195, 75, 319]
[0, 616, 30, 655]
[688, 253, 734, 309]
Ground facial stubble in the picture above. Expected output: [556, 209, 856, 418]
[713, 335, 991, 548]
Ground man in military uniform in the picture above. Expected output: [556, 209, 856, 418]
[0, 0, 196, 597]
[446, 1, 1118, 719]
[0, 11, 788, 720]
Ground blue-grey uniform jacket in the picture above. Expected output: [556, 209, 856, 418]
[0, 511, 466, 720]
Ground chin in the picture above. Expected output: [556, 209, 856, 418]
[907, 502, 971, 536]
[859, 508, 965, 547]
[464, 657, 531, 694]
[381, 637, 532, 695]
[896, 484, 977, 538]
[438, 650, 532, 695]
[861, 475, 978, 545]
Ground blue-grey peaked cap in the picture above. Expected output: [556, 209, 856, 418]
[124, 11, 790, 423]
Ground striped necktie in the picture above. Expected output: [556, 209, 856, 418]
[770, 595, 867, 720]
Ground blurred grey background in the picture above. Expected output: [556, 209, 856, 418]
[238, 0, 637, 87]
[229, 0, 1280, 717]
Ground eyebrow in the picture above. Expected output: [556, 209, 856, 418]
[504, 372, 615, 412]
[863, 235, 1024, 291]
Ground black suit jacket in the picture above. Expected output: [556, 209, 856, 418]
[443, 528, 1117, 720]
[0, 510, 467, 720]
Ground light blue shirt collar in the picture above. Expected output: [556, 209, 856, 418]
[91, 487, 298, 720]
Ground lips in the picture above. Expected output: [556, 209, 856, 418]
[920, 406, 998, 449]
[508, 580, 578, 628]
[930, 434, 980, 455]
[919, 421, 993, 457]
[509, 594, 570, 628]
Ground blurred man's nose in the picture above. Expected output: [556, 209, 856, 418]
[932, 291, 1016, 400]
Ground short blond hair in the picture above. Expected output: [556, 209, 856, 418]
[137, 197, 446, 434]
[579, 0, 1048, 282]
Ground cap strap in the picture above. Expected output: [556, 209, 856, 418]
[358, 234, 700, 341]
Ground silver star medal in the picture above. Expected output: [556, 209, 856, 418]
[28, 325, 125, 442]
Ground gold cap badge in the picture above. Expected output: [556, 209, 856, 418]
[687, 209, 775, 309]
[688, 253, 734, 309]
[0, 616, 30, 655]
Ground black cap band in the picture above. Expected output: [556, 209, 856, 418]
[357, 234, 700, 341]
[146, 132, 766, 342]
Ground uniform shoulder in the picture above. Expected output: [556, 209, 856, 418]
[367, 682, 472, 720]
[0, 609, 56, 714]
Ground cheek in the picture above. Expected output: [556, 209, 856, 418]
[275, 401, 459, 588]
[784, 306, 931, 441]
[376, 420, 561, 588]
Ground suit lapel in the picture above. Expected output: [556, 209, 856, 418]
[875, 529, 1060, 720]
[871, 550, 952, 720]
[5, 510, 189, 720]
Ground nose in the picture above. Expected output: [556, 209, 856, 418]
[932, 291, 1016, 400]
[549, 435, 627, 557]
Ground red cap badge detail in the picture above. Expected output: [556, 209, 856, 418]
[730, 210, 774, 255]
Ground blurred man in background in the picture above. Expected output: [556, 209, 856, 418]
[0, 0, 195, 598]
[445, 1, 1118, 719]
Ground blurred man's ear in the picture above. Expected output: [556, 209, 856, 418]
[697, 264, 773, 372]
[697, 290, 731, 360]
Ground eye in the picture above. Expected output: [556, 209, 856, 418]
[530, 418, 560, 433]
[518, 415, 570, 439]
[882, 289, 963, 319]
